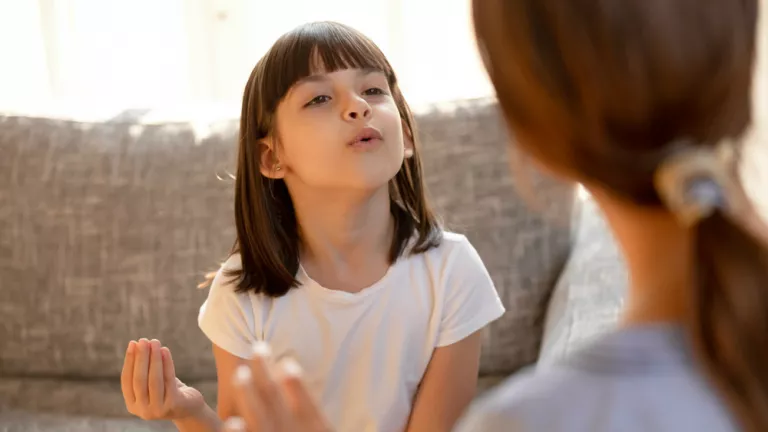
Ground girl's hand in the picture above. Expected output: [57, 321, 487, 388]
[121, 338, 205, 421]
[222, 343, 332, 432]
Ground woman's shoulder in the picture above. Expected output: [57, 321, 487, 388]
[456, 364, 594, 431]
[457, 325, 738, 432]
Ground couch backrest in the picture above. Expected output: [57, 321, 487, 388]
[0, 116, 234, 379]
[0, 99, 576, 380]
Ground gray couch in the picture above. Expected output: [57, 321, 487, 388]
[0, 99, 627, 431]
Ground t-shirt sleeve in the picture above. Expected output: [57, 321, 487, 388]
[436, 236, 506, 347]
[197, 255, 259, 359]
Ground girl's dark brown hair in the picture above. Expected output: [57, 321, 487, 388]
[222, 21, 441, 297]
[473, 0, 768, 430]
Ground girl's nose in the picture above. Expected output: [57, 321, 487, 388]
[344, 97, 371, 121]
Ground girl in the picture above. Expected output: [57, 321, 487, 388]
[218, 1, 768, 432]
[120, 21, 505, 432]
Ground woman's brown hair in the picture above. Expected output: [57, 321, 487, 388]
[473, 0, 768, 430]
[220, 21, 441, 297]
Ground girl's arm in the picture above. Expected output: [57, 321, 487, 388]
[405, 331, 484, 432]
[171, 405, 221, 432]
[404, 237, 504, 431]
[211, 343, 250, 419]
[172, 343, 245, 431]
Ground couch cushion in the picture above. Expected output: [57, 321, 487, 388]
[0, 377, 217, 419]
[0, 375, 506, 423]
[0, 411, 176, 432]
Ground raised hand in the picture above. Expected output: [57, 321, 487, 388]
[222, 342, 332, 432]
[121, 338, 206, 421]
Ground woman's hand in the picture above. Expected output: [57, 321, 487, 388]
[121, 338, 206, 421]
[222, 342, 332, 432]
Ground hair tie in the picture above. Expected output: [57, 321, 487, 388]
[654, 140, 739, 226]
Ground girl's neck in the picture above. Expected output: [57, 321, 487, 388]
[590, 188, 694, 327]
[288, 185, 394, 292]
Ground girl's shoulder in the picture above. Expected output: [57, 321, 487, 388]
[407, 230, 505, 347]
[438, 230, 470, 246]
[410, 230, 469, 257]
[205, 253, 243, 295]
[402, 230, 501, 307]
[408, 230, 485, 272]
[221, 253, 242, 271]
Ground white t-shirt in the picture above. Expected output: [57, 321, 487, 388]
[198, 232, 506, 432]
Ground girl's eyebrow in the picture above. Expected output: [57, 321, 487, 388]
[358, 67, 384, 76]
[296, 74, 329, 85]
[288, 68, 386, 101]
[296, 68, 384, 86]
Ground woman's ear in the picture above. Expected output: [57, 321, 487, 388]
[403, 119, 415, 159]
[259, 138, 285, 179]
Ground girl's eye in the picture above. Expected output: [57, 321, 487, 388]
[305, 95, 331, 107]
[363, 87, 387, 96]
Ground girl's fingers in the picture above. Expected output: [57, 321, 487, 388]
[120, 341, 136, 405]
[147, 339, 165, 406]
[229, 343, 326, 432]
[133, 339, 150, 405]
[222, 416, 247, 432]
[161, 346, 177, 404]
[232, 364, 268, 432]
[277, 359, 327, 429]
[249, 342, 285, 411]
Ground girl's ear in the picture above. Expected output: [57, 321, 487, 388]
[403, 119, 415, 159]
[259, 138, 285, 179]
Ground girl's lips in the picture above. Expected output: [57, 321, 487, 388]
[349, 137, 383, 150]
[348, 126, 384, 146]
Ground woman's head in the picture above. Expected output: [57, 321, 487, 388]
[473, 1, 768, 429]
[232, 21, 441, 297]
[473, 0, 757, 198]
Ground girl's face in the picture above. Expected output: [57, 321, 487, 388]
[263, 66, 412, 192]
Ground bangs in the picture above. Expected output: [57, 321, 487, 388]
[257, 21, 396, 115]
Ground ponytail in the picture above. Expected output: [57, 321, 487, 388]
[694, 211, 768, 432]
[656, 141, 768, 432]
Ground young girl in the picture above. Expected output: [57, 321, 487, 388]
[119, 21, 505, 432]
[215, 2, 768, 432]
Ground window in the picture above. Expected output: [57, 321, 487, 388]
[0, 0, 493, 113]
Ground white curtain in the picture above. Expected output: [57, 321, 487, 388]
[0, 0, 493, 114]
